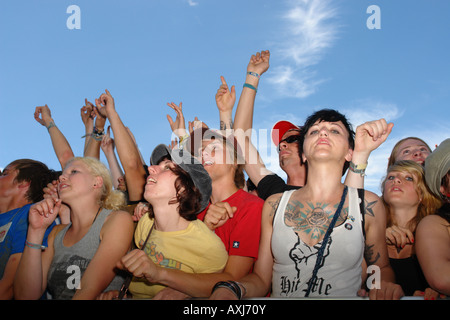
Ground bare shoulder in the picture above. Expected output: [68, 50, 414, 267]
[362, 189, 383, 218]
[103, 210, 134, 231]
[417, 214, 450, 232]
[264, 193, 284, 215]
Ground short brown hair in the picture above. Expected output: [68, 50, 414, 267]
[9, 159, 59, 203]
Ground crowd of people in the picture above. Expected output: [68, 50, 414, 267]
[1, 50, 449, 300]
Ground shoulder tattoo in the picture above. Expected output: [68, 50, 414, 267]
[364, 198, 378, 217]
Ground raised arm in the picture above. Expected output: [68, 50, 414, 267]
[80, 99, 95, 154]
[101, 89, 147, 202]
[34, 105, 74, 169]
[83, 100, 107, 159]
[233, 50, 270, 132]
[215, 76, 236, 130]
[100, 126, 124, 190]
[344, 119, 394, 189]
[166, 102, 188, 142]
[362, 190, 404, 300]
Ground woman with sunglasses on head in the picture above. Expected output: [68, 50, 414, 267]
[14, 157, 134, 300]
[382, 160, 442, 297]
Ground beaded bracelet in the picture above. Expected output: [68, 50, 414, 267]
[25, 240, 47, 250]
[247, 71, 260, 79]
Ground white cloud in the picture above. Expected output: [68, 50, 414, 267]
[187, 0, 199, 6]
[268, 0, 340, 98]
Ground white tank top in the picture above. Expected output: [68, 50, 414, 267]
[271, 187, 365, 298]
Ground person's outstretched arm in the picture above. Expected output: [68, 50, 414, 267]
[34, 104, 74, 169]
[100, 89, 147, 202]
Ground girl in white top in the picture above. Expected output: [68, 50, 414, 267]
[211, 109, 404, 300]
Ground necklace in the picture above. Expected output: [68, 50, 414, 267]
[92, 206, 102, 225]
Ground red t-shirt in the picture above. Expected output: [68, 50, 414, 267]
[197, 189, 263, 259]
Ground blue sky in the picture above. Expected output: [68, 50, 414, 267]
[1, 0, 449, 195]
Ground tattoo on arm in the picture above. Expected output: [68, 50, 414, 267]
[220, 120, 233, 130]
[267, 198, 281, 218]
[364, 199, 377, 217]
[364, 243, 380, 266]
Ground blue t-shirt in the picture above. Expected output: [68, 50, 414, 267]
[0, 204, 55, 278]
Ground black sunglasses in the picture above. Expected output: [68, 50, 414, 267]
[277, 135, 301, 152]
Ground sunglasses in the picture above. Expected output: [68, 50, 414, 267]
[277, 135, 301, 152]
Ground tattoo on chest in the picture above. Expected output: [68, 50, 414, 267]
[284, 200, 348, 242]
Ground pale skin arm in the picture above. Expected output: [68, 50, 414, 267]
[416, 214, 450, 295]
[0, 253, 22, 299]
[34, 105, 74, 169]
[215, 76, 236, 130]
[210, 194, 281, 299]
[360, 190, 404, 300]
[84, 100, 107, 159]
[73, 210, 134, 299]
[215, 51, 272, 186]
[101, 89, 147, 202]
[233, 50, 270, 132]
[14, 198, 62, 299]
[101, 126, 124, 190]
[134, 254, 256, 298]
[80, 99, 95, 154]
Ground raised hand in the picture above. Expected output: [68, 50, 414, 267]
[80, 99, 95, 126]
[97, 89, 115, 116]
[247, 50, 270, 76]
[353, 119, 394, 157]
[34, 104, 53, 127]
[215, 76, 236, 114]
[28, 197, 62, 231]
[166, 102, 188, 138]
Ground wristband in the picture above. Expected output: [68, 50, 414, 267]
[247, 71, 260, 79]
[25, 240, 47, 250]
[92, 127, 105, 141]
[46, 121, 56, 131]
[178, 133, 189, 147]
[243, 83, 257, 93]
[211, 281, 243, 299]
[349, 161, 367, 176]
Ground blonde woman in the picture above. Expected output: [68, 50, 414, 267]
[14, 157, 134, 300]
[382, 160, 442, 296]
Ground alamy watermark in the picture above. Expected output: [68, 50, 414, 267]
[65, 4, 381, 31]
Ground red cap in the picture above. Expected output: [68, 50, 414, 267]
[271, 120, 301, 146]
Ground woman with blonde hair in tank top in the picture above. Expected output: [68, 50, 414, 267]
[382, 160, 442, 297]
[14, 157, 134, 300]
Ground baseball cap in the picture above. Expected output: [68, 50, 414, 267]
[425, 138, 450, 197]
[271, 120, 301, 146]
[150, 144, 212, 213]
